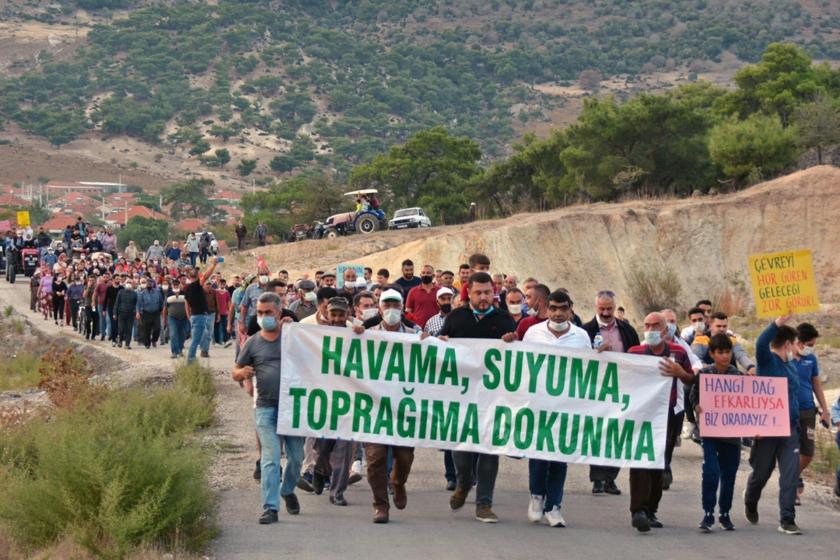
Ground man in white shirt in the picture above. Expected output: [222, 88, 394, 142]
[522, 289, 591, 527]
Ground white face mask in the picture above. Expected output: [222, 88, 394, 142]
[644, 330, 662, 346]
[382, 308, 402, 326]
[692, 320, 705, 332]
[161, 284, 169, 290]
[548, 320, 569, 332]
[259, 275, 269, 284]
[304, 291, 317, 303]
[527, 307, 538, 317]
[507, 304, 522, 315]
[124, 283, 133, 290]
[361, 308, 379, 321]
[666, 323, 677, 338]
[798, 346, 814, 357]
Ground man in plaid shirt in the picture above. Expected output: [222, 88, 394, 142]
[422, 287, 455, 336]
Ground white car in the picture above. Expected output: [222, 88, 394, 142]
[388, 207, 432, 229]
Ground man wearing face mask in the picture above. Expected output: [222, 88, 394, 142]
[246, 280, 298, 336]
[522, 290, 591, 527]
[423, 288, 454, 337]
[320, 272, 337, 288]
[113, 279, 138, 349]
[105, 276, 123, 345]
[626, 312, 694, 532]
[233, 292, 303, 525]
[163, 279, 190, 358]
[340, 268, 362, 300]
[405, 264, 439, 328]
[744, 315, 803, 535]
[583, 289, 641, 496]
[515, 284, 550, 340]
[240, 269, 270, 335]
[681, 306, 710, 345]
[289, 279, 318, 320]
[136, 277, 163, 349]
[505, 288, 525, 325]
[438, 272, 517, 523]
[353, 291, 379, 324]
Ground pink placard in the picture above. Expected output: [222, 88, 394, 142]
[699, 374, 790, 438]
[0, 220, 11, 231]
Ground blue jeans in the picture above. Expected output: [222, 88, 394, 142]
[255, 407, 305, 512]
[528, 459, 568, 511]
[701, 439, 740, 514]
[187, 313, 213, 362]
[100, 310, 111, 339]
[188, 252, 198, 267]
[168, 316, 191, 356]
[214, 315, 228, 344]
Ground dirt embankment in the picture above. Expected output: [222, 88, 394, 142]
[253, 165, 840, 318]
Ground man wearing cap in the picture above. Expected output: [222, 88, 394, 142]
[356, 288, 421, 523]
[423, 287, 455, 337]
[290, 279, 318, 320]
[310, 297, 356, 507]
[405, 263, 439, 328]
[321, 272, 337, 288]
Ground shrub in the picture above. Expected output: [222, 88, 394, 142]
[0, 360, 217, 557]
[37, 347, 105, 410]
[0, 353, 43, 392]
[627, 261, 682, 315]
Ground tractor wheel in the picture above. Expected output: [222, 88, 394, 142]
[356, 214, 378, 234]
[325, 230, 339, 239]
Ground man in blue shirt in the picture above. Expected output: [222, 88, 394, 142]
[792, 322, 830, 505]
[743, 315, 802, 535]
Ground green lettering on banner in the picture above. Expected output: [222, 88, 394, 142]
[374, 396, 394, 435]
[461, 403, 479, 443]
[582, 415, 603, 457]
[605, 418, 634, 459]
[352, 391, 374, 433]
[289, 387, 307, 429]
[536, 410, 559, 452]
[344, 339, 363, 378]
[634, 421, 655, 462]
[598, 363, 619, 403]
[527, 352, 546, 393]
[558, 412, 579, 454]
[431, 401, 460, 441]
[503, 350, 523, 392]
[308, 388, 328, 430]
[570, 358, 599, 400]
[513, 408, 535, 450]
[330, 390, 351, 430]
[397, 397, 416, 437]
[483, 349, 501, 389]
[409, 344, 437, 384]
[546, 356, 567, 396]
[321, 336, 343, 374]
[418, 397, 429, 439]
[492, 406, 512, 445]
[385, 343, 406, 382]
[439, 348, 459, 386]
[366, 339, 386, 381]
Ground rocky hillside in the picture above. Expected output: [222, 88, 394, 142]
[253, 165, 840, 318]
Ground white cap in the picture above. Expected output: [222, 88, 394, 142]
[380, 288, 403, 303]
[436, 287, 454, 299]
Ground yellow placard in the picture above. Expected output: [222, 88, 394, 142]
[16, 210, 30, 228]
[748, 249, 820, 318]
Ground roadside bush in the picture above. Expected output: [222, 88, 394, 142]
[627, 261, 682, 315]
[0, 360, 217, 558]
[0, 353, 43, 391]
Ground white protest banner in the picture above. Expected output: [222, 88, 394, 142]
[278, 323, 672, 469]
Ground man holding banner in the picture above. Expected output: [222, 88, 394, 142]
[744, 315, 802, 535]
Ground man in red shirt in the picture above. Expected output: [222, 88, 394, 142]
[626, 311, 695, 532]
[515, 284, 550, 340]
[405, 264, 439, 328]
[215, 280, 232, 347]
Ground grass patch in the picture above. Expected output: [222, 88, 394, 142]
[0, 358, 218, 558]
[811, 429, 840, 477]
[627, 261, 682, 315]
[3, 306, 13, 317]
[0, 353, 43, 392]
[820, 334, 840, 350]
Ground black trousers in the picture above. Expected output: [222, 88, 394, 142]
[139, 311, 161, 347]
[117, 313, 134, 346]
[84, 307, 99, 338]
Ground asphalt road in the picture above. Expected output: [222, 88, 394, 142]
[1, 280, 837, 560]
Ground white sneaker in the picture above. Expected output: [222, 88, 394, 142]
[528, 495, 545, 523]
[351, 459, 363, 475]
[681, 422, 695, 439]
[544, 506, 566, 528]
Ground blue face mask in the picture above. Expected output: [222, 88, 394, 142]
[257, 315, 277, 331]
[472, 306, 495, 318]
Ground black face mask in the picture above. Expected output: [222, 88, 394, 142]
[440, 303, 452, 314]
[421, 275, 434, 284]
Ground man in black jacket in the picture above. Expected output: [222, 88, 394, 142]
[581, 290, 641, 496]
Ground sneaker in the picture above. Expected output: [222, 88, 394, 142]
[253, 459, 261, 481]
[200, 351, 210, 358]
[450, 486, 470, 511]
[527, 495, 545, 523]
[631, 511, 650, 532]
[297, 474, 314, 493]
[348, 471, 363, 485]
[604, 480, 621, 495]
[282, 493, 300, 515]
[475, 504, 498, 523]
[719, 514, 735, 531]
[258, 509, 278, 525]
[744, 503, 759, 525]
[170, 354, 178, 359]
[446, 480, 456, 491]
[777, 521, 802, 535]
[224, 340, 232, 348]
[592, 481, 605, 494]
[330, 495, 348, 506]
[544, 506, 566, 528]
[117, 342, 123, 348]
[647, 513, 663, 528]
[312, 472, 325, 495]
[699, 513, 715, 533]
